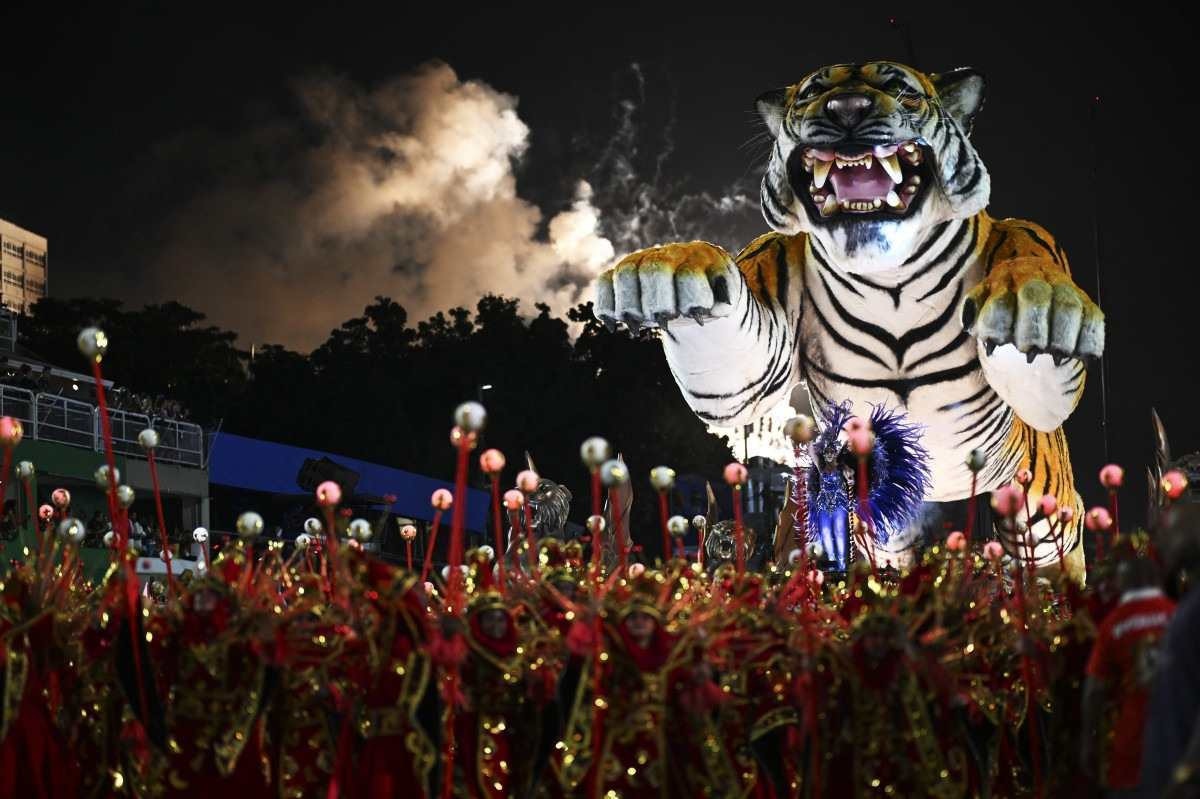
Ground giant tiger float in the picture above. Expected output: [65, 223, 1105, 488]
[595, 61, 1105, 580]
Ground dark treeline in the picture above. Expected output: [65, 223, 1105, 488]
[20, 295, 735, 540]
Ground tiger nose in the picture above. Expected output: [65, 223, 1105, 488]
[826, 93, 873, 127]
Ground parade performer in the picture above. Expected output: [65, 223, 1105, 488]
[532, 539, 585, 639]
[346, 551, 438, 799]
[796, 402, 931, 573]
[0, 555, 82, 798]
[259, 539, 343, 799]
[594, 61, 1104, 578]
[153, 537, 276, 797]
[1, 379, 1180, 799]
[76, 555, 167, 799]
[448, 548, 546, 799]
[556, 565, 734, 798]
[526, 540, 587, 798]
[1081, 549, 1174, 794]
[708, 567, 797, 798]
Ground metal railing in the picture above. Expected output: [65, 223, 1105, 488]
[0, 384, 34, 427]
[151, 417, 204, 467]
[38, 393, 96, 449]
[106, 407, 153, 457]
[0, 383, 205, 467]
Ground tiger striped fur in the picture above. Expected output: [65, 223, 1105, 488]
[593, 62, 1104, 579]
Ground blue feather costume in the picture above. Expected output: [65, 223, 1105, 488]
[797, 402, 932, 572]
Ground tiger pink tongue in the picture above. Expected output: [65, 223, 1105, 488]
[829, 163, 894, 201]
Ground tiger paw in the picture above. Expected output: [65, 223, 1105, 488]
[960, 257, 1104, 364]
[593, 241, 741, 332]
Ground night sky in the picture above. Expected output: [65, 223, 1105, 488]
[2, 2, 1197, 522]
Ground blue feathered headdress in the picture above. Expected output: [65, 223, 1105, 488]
[803, 401, 932, 546]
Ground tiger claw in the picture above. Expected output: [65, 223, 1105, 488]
[622, 314, 643, 335]
[984, 340, 998, 357]
[689, 311, 706, 326]
[1025, 350, 1038, 364]
[601, 318, 618, 334]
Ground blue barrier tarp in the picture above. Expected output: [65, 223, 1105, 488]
[208, 432, 488, 531]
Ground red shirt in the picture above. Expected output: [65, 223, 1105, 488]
[1086, 587, 1176, 789]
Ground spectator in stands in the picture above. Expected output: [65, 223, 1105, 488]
[86, 510, 107, 547]
[142, 521, 161, 555]
[128, 511, 147, 544]
[102, 386, 191, 422]
[16, 364, 36, 391]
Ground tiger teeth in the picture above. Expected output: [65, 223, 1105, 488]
[835, 155, 872, 170]
[821, 195, 839, 216]
[813, 160, 832, 189]
[879, 153, 903, 184]
[886, 190, 902, 207]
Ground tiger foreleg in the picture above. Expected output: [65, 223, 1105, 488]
[594, 240, 800, 426]
[962, 255, 1104, 431]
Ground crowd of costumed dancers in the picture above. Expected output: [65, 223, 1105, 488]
[0, 326, 1192, 799]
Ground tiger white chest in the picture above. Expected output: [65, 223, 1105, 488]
[798, 220, 1011, 502]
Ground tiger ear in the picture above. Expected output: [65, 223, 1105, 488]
[930, 68, 986, 134]
[756, 87, 790, 138]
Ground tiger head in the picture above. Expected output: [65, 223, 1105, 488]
[756, 62, 988, 273]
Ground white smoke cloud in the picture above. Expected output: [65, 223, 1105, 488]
[146, 61, 614, 349]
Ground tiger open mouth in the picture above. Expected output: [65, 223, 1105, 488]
[793, 140, 928, 218]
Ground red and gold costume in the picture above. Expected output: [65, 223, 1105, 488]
[556, 565, 735, 798]
[153, 544, 275, 797]
[0, 561, 81, 799]
[347, 555, 437, 799]
[444, 548, 545, 799]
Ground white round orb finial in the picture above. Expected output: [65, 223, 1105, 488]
[138, 428, 160, 451]
[77, 327, 109, 362]
[348, 518, 373, 542]
[453, 401, 487, 433]
[236, 511, 264, 539]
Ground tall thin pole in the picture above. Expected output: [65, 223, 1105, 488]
[1089, 97, 1110, 463]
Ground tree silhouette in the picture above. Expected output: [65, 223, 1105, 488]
[19, 297, 245, 423]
